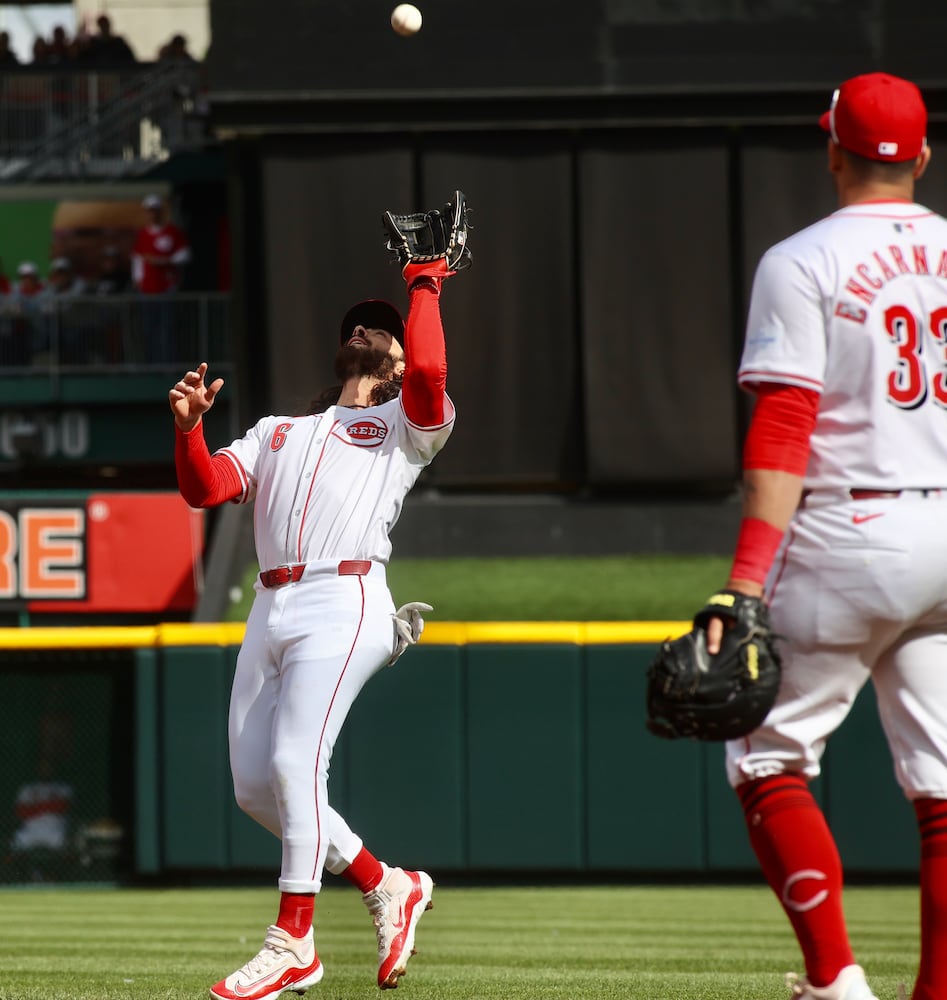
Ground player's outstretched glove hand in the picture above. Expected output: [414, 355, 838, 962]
[645, 590, 782, 741]
[383, 190, 471, 277]
[388, 601, 434, 666]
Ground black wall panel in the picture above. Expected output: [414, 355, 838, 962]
[208, 0, 947, 97]
[261, 138, 414, 418]
[580, 135, 738, 489]
[416, 139, 582, 489]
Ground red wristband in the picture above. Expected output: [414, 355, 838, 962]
[729, 517, 785, 586]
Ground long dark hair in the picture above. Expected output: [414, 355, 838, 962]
[304, 374, 403, 415]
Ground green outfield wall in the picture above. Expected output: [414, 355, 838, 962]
[0, 624, 919, 883]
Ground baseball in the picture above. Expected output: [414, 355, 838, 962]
[391, 3, 422, 36]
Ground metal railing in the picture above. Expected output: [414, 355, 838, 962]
[0, 62, 209, 180]
[0, 292, 232, 373]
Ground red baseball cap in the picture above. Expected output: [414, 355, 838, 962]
[819, 72, 927, 162]
[339, 299, 405, 344]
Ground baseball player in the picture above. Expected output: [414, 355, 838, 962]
[168, 255, 456, 1000]
[705, 73, 947, 1000]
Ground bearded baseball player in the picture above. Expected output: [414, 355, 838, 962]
[169, 194, 468, 1000]
[697, 73, 947, 1000]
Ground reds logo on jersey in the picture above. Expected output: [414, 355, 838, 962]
[341, 416, 388, 448]
[154, 233, 179, 253]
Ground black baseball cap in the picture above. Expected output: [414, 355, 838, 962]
[339, 299, 405, 344]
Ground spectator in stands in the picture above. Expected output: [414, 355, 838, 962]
[158, 32, 198, 63]
[95, 246, 132, 295]
[31, 36, 51, 65]
[0, 31, 20, 66]
[1, 263, 46, 364]
[44, 257, 87, 297]
[42, 257, 95, 364]
[153, 35, 205, 148]
[10, 756, 74, 857]
[94, 246, 132, 362]
[11, 261, 44, 298]
[132, 194, 191, 294]
[6, 679, 77, 880]
[0, 259, 13, 365]
[133, 194, 190, 362]
[79, 14, 136, 66]
[47, 25, 72, 64]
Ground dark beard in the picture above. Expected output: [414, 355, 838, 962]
[334, 344, 397, 381]
[302, 347, 403, 414]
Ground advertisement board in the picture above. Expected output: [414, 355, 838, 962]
[0, 491, 204, 612]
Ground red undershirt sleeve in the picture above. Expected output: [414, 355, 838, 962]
[743, 382, 819, 473]
[728, 383, 820, 585]
[401, 281, 448, 427]
[174, 422, 243, 507]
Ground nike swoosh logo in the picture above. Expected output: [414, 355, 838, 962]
[852, 512, 885, 524]
[233, 970, 300, 998]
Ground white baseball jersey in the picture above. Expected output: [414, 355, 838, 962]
[729, 199, 947, 799]
[216, 395, 454, 574]
[222, 390, 454, 894]
[739, 200, 947, 490]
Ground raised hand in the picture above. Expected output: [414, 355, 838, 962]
[169, 362, 224, 432]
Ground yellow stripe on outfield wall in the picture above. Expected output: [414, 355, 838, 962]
[0, 621, 690, 649]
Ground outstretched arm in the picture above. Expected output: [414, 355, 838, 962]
[400, 260, 450, 427]
[169, 362, 242, 507]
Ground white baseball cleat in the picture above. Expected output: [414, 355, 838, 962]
[362, 864, 435, 989]
[209, 924, 324, 1000]
[786, 964, 880, 1000]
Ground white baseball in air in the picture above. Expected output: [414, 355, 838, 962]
[391, 3, 422, 36]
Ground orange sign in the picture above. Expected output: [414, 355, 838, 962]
[0, 493, 204, 613]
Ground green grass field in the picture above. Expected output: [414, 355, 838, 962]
[0, 883, 919, 1000]
[227, 555, 733, 623]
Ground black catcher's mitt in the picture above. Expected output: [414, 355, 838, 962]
[383, 189, 472, 272]
[645, 590, 782, 742]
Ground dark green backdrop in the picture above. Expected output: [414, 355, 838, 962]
[135, 641, 918, 881]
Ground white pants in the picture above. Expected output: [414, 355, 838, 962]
[727, 491, 947, 799]
[228, 559, 397, 893]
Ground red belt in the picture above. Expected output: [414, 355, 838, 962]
[849, 489, 942, 499]
[259, 560, 372, 588]
[849, 489, 902, 500]
[800, 488, 943, 509]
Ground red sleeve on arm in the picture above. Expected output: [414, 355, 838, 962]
[743, 383, 819, 474]
[728, 383, 820, 585]
[401, 282, 448, 427]
[175, 422, 243, 507]
[729, 518, 786, 586]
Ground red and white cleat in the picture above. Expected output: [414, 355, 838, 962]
[362, 865, 435, 989]
[209, 924, 323, 1000]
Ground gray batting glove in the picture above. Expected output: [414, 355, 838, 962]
[388, 601, 433, 666]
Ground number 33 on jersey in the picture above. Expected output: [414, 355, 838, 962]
[738, 201, 947, 490]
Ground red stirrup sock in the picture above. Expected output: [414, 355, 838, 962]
[341, 846, 385, 893]
[913, 798, 947, 1000]
[737, 775, 855, 986]
[276, 892, 315, 938]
